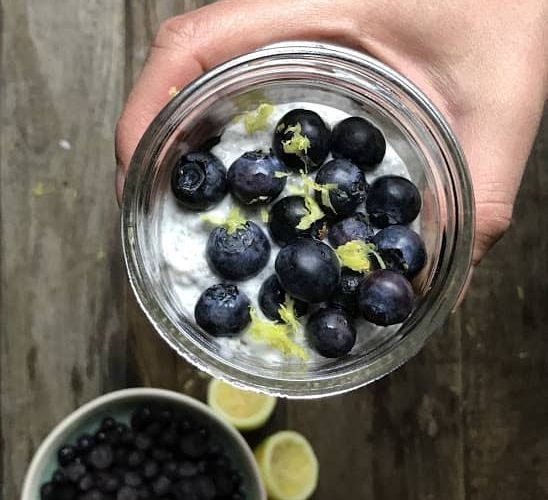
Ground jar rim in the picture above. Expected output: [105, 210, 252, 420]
[122, 41, 475, 398]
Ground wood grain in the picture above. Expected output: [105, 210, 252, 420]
[0, 0, 547, 498]
[0, 1, 125, 497]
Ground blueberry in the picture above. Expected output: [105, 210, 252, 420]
[268, 195, 326, 247]
[180, 430, 209, 459]
[171, 151, 227, 211]
[206, 221, 270, 280]
[372, 225, 426, 278]
[275, 239, 341, 303]
[145, 421, 163, 438]
[193, 475, 217, 500]
[40, 482, 56, 500]
[141, 459, 159, 480]
[64, 460, 87, 482]
[96, 472, 120, 493]
[114, 448, 129, 466]
[211, 467, 236, 496]
[151, 475, 172, 496]
[331, 116, 386, 169]
[273, 109, 330, 171]
[314, 159, 368, 216]
[134, 433, 152, 451]
[151, 447, 173, 462]
[159, 428, 178, 449]
[127, 449, 145, 468]
[306, 307, 356, 357]
[330, 269, 365, 315]
[124, 471, 142, 488]
[227, 150, 287, 204]
[87, 444, 113, 470]
[94, 430, 108, 444]
[194, 283, 251, 336]
[358, 270, 414, 325]
[366, 176, 421, 228]
[162, 460, 179, 479]
[177, 460, 199, 478]
[131, 406, 153, 431]
[52, 469, 67, 483]
[117, 486, 139, 500]
[77, 434, 95, 454]
[53, 483, 78, 500]
[78, 473, 95, 492]
[101, 417, 116, 431]
[58, 444, 78, 466]
[328, 213, 374, 247]
[81, 489, 105, 500]
[258, 274, 308, 321]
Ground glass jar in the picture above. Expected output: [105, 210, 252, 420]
[122, 41, 474, 398]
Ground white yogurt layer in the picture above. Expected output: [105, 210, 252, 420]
[160, 102, 414, 364]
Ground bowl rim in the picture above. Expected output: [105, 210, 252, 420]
[20, 387, 267, 500]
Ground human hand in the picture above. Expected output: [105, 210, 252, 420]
[115, 0, 547, 265]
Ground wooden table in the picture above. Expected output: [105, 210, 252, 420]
[1, 1, 547, 498]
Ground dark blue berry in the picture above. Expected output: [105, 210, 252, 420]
[101, 417, 116, 431]
[114, 448, 129, 466]
[228, 150, 287, 204]
[64, 460, 87, 482]
[87, 444, 113, 470]
[268, 196, 326, 247]
[78, 473, 95, 492]
[152, 475, 172, 496]
[314, 159, 368, 216]
[372, 225, 426, 278]
[258, 274, 308, 321]
[331, 116, 386, 169]
[52, 469, 67, 483]
[94, 430, 108, 444]
[206, 221, 270, 280]
[330, 269, 365, 315]
[134, 433, 152, 451]
[177, 460, 198, 478]
[77, 434, 95, 454]
[171, 152, 227, 211]
[194, 283, 251, 336]
[273, 109, 330, 172]
[358, 270, 414, 325]
[124, 471, 142, 488]
[117, 486, 139, 500]
[162, 460, 179, 479]
[131, 406, 153, 431]
[53, 483, 78, 500]
[306, 307, 356, 357]
[180, 430, 209, 459]
[96, 472, 120, 493]
[193, 475, 217, 500]
[275, 239, 341, 303]
[151, 447, 173, 462]
[366, 175, 421, 228]
[145, 421, 163, 437]
[328, 213, 374, 247]
[40, 482, 56, 500]
[141, 459, 159, 480]
[212, 467, 236, 497]
[58, 444, 78, 466]
[127, 450, 145, 468]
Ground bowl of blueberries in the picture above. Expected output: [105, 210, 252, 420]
[121, 41, 475, 398]
[21, 388, 266, 500]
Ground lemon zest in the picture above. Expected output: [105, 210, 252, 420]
[260, 208, 270, 223]
[282, 123, 310, 155]
[201, 207, 247, 235]
[274, 170, 291, 178]
[277, 297, 301, 334]
[248, 308, 308, 361]
[296, 194, 324, 230]
[302, 174, 338, 213]
[335, 240, 379, 273]
[243, 103, 274, 134]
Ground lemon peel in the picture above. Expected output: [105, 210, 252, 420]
[243, 103, 274, 134]
[248, 308, 308, 361]
[335, 240, 383, 273]
[201, 206, 247, 235]
[282, 123, 310, 155]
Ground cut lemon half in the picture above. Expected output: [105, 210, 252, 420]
[207, 379, 277, 431]
[254, 431, 319, 500]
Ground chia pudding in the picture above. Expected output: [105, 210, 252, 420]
[159, 102, 424, 365]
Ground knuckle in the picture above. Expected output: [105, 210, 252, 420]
[154, 13, 203, 51]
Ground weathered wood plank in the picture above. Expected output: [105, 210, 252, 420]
[461, 112, 548, 500]
[124, 0, 218, 396]
[0, 1, 125, 497]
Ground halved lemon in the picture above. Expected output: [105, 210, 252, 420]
[207, 379, 277, 431]
[254, 431, 319, 500]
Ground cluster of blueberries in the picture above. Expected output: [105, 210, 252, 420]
[171, 109, 426, 358]
[40, 404, 246, 500]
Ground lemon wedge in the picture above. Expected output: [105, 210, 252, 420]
[207, 379, 277, 431]
[254, 431, 319, 500]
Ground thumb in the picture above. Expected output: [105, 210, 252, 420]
[115, 0, 359, 201]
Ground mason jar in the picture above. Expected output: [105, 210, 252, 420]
[121, 41, 474, 398]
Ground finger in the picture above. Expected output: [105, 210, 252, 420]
[115, 0, 361, 201]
